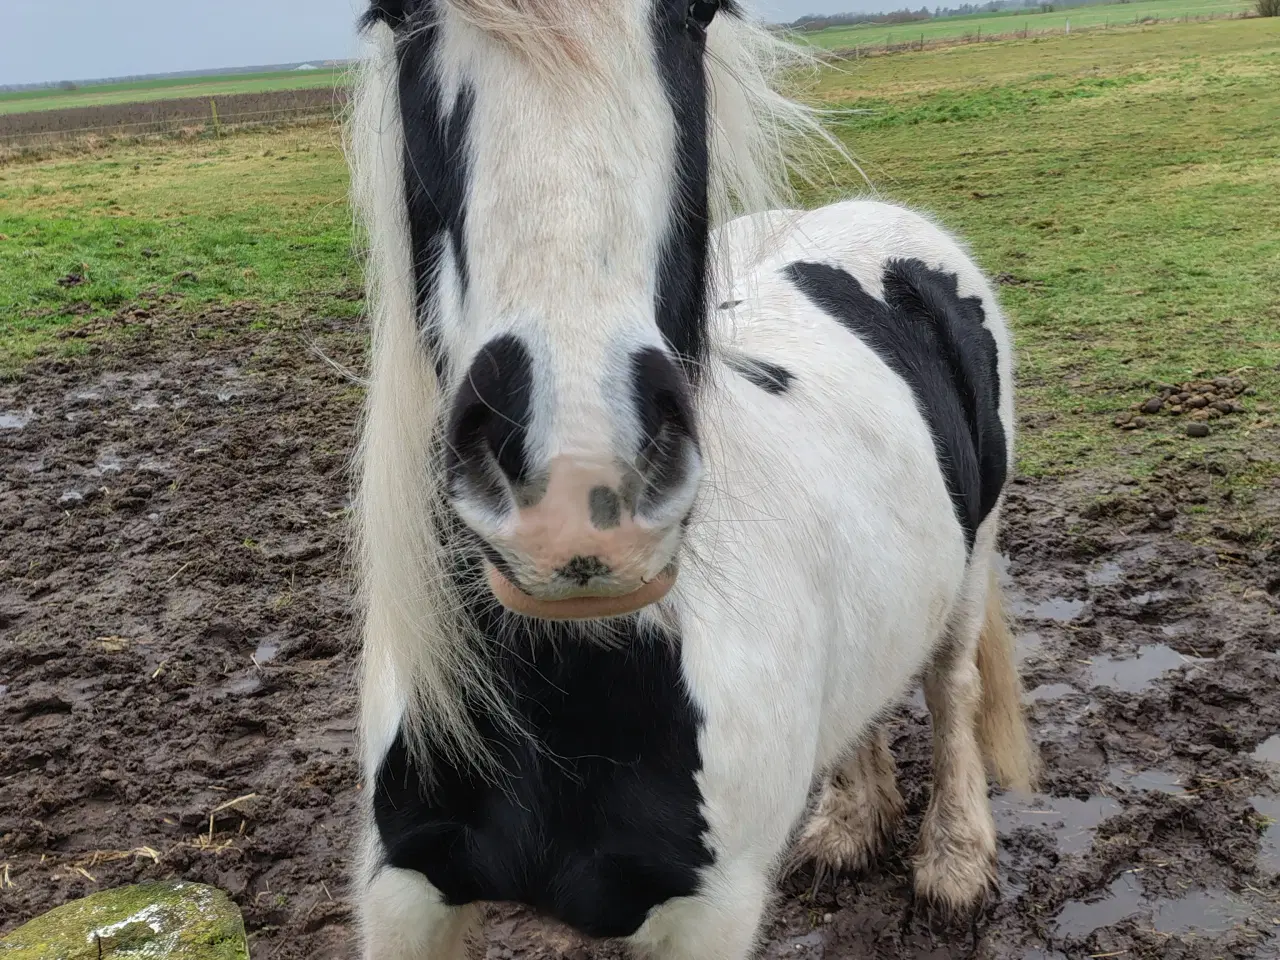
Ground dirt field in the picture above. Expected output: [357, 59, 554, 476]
[2, 310, 1278, 959]
[0, 88, 346, 146]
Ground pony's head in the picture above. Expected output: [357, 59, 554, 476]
[355, 0, 816, 616]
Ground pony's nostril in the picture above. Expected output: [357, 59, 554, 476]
[630, 348, 699, 519]
[557, 555, 612, 587]
[589, 486, 622, 530]
[445, 335, 534, 507]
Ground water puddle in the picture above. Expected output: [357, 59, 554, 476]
[1251, 795, 1280, 873]
[253, 640, 281, 665]
[1052, 872, 1255, 938]
[1018, 630, 1045, 663]
[992, 793, 1121, 856]
[1012, 596, 1086, 622]
[1107, 766, 1186, 795]
[0, 410, 33, 430]
[1088, 644, 1210, 693]
[1253, 735, 1280, 764]
[1025, 683, 1076, 703]
[1086, 561, 1123, 587]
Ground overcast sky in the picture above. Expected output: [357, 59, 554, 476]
[2, 0, 900, 86]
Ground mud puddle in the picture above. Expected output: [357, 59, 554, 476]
[1088, 644, 1213, 693]
[1051, 870, 1258, 938]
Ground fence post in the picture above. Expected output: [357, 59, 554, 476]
[209, 99, 221, 138]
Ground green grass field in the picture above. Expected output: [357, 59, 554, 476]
[0, 68, 347, 117]
[798, 0, 1252, 49]
[1, 16, 1277, 497]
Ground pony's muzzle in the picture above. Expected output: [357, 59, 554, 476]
[488, 455, 684, 595]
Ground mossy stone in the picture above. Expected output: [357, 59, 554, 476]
[0, 882, 248, 959]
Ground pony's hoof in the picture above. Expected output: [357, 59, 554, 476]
[784, 797, 899, 883]
[911, 843, 997, 924]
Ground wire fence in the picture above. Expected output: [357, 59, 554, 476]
[0, 109, 340, 147]
[0, 89, 348, 151]
[820, 8, 1253, 58]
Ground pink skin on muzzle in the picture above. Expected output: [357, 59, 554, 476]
[480, 456, 680, 618]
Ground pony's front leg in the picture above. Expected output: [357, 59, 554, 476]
[786, 726, 905, 882]
[359, 864, 479, 960]
[630, 860, 771, 960]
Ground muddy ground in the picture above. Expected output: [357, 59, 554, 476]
[2, 309, 1278, 959]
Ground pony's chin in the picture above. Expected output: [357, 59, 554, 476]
[485, 564, 676, 620]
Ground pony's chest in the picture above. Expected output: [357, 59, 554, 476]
[372, 634, 712, 939]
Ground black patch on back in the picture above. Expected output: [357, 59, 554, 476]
[786, 259, 1006, 547]
[395, 19, 473, 376]
[446, 335, 534, 511]
[650, 1, 714, 378]
[725, 354, 795, 396]
[372, 544, 713, 938]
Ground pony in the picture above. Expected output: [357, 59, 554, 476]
[347, 0, 1037, 956]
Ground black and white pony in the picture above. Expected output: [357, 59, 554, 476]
[348, 0, 1037, 956]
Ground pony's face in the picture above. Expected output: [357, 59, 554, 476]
[367, 0, 725, 606]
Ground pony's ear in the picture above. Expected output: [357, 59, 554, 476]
[361, 0, 412, 29]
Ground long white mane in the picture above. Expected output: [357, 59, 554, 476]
[345, 2, 832, 773]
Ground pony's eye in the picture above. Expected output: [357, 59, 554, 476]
[687, 0, 720, 29]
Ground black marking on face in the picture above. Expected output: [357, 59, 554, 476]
[446, 335, 535, 513]
[557, 555, 612, 587]
[725, 354, 794, 396]
[718, 299, 744, 310]
[651, 0, 714, 378]
[785, 259, 1006, 548]
[395, 18, 473, 376]
[373, 534, 713, 937]
[631, 347, 698, 518]
[589, 486, 622, 530]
